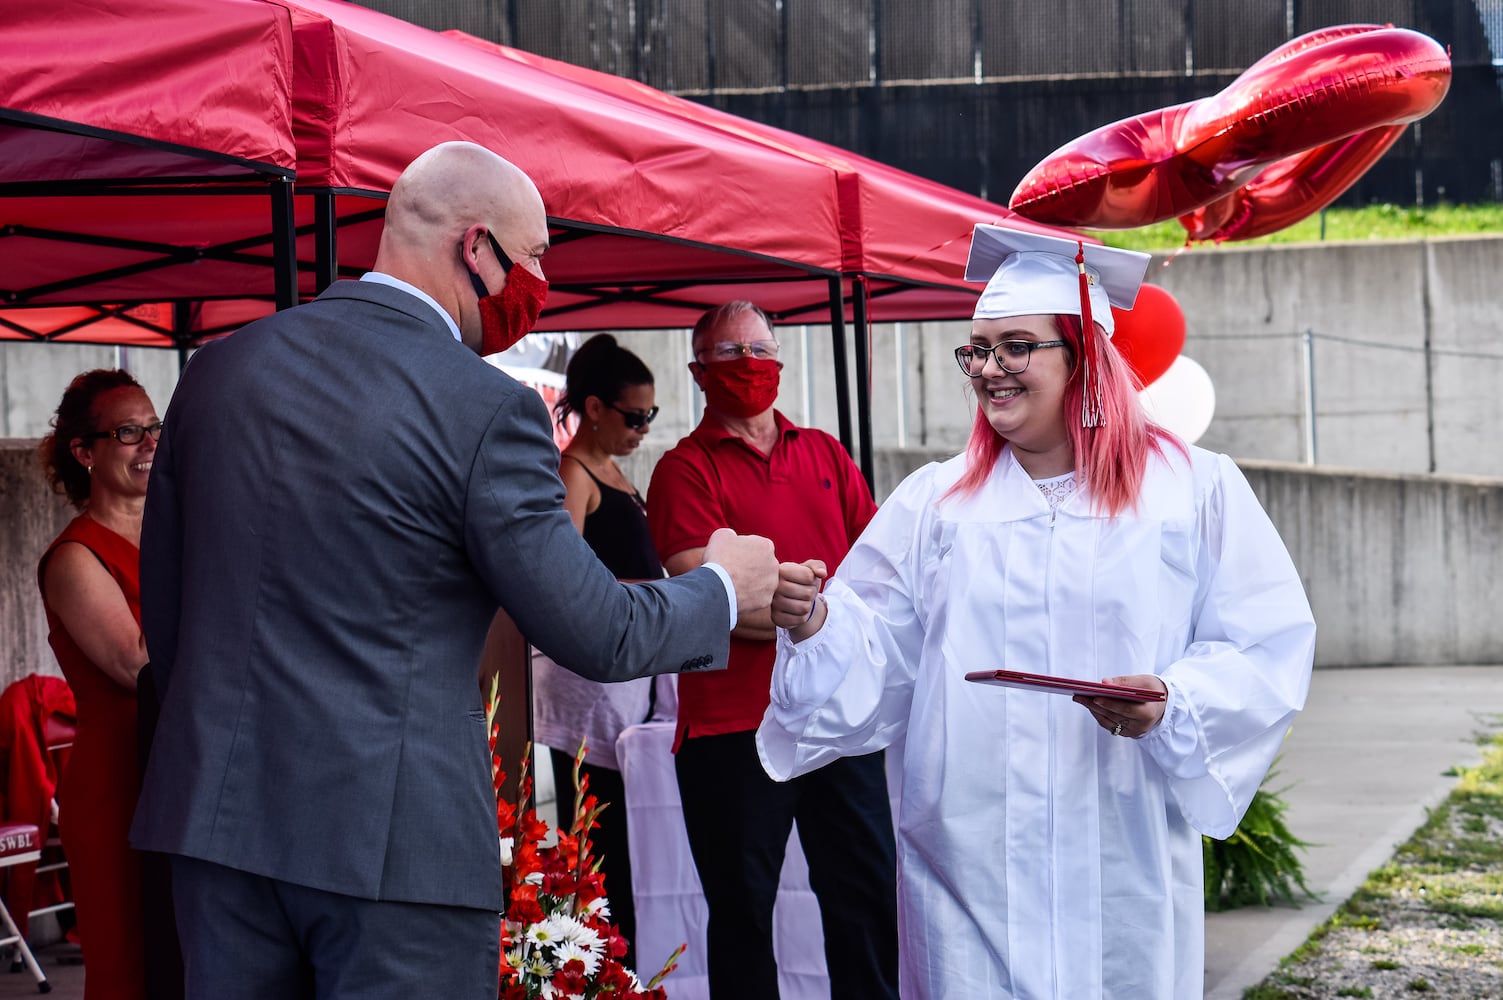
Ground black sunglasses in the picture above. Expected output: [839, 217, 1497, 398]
[609, 403, 659, 429]
[80, 421, 163, 445]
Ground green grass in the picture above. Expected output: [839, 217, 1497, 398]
[1091, 202, 1503, 252]
[1242, 730, 1503, 999]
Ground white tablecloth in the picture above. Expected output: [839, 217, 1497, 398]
[617, 722, 831, 1000]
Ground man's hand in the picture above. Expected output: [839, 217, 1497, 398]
[703, 527, 778, 618]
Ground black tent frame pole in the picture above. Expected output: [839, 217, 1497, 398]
[314, 193, 338, 294]
[827, 277, 854, 456]
[173, 300, 193, 374]
[852, 276, 874, 492]
[270, 177, 297, 311]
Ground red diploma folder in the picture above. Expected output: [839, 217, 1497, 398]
[963, 669, 1165, 702]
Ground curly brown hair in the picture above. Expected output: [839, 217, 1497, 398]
[39, 369, 145, 509]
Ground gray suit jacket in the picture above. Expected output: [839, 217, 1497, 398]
[131, 280, 728, 910]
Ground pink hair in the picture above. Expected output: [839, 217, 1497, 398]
[946, 315, 1186, 516]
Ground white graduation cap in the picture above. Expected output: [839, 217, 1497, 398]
[965, 225, 1151, 336]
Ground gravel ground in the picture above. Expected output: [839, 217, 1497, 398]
[1243, 764, 1503, 1000]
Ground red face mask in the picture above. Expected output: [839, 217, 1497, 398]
[468, 235, 549, 356]
[699, 356, 782, 419]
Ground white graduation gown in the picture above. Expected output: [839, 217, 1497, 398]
[757, 444, 1315, 1000]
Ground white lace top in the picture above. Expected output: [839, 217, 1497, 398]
[1034, 471, 1079, 509]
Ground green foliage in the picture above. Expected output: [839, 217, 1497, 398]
[1091, 202, 1503, 253]
[1204, 771, 1319, 912]
[1239, 733, 1503, 998]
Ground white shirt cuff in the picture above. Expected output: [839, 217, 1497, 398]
[703, 562, 737, 630]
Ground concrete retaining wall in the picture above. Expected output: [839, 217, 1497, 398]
[1, 442, 76, 689]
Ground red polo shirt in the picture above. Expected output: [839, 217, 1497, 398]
[647, 410, 877, 750]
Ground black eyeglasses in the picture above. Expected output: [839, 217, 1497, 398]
[609, 403, 659, 429]
[81, 421, 163, 445]
[954, 340, 1069, 377]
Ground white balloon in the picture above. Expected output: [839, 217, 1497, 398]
[1139, 355, 1216, 444]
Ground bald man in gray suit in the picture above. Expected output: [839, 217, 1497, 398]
[132, 142, 777, 1000]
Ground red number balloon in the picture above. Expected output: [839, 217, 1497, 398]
[1180, 124, 1406, 242]
[1009, 26, 1451, 232]
[1110, 284, 1186, 387]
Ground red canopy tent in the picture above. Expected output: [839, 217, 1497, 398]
[0, 0, 302, 345]
[1, 0, 1086, 466]
[450, 36, 1080, 467]
[451, 35, 1077, 324]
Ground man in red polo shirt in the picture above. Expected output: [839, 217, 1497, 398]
[647, 301, 898, 999]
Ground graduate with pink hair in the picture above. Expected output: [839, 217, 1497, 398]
[756, 226, 1317, 999]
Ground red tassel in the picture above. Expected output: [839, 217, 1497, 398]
[1076, 242, 1103, 427]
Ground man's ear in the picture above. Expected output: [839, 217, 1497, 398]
[460, 223, 488, 273]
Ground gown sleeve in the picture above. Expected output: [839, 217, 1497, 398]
[756, 465, 938, 781]
[1138, 451, 1317, 838]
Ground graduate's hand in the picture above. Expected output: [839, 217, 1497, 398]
[1072, 674, 1168, 739]
[770, 559, 828, 640]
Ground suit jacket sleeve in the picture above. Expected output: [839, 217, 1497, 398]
[464, 385, 729, 680]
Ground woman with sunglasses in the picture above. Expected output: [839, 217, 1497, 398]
[532, 333, 665, 965]
[757, 227, 1316, 999]
[36, 369, 164, 1000]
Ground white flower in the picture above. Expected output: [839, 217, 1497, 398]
[527, 914, 580, 949]
[499, 836, 514, 866]
[570, 923, 604, 954]
[554, 939, 601, 976]
[583, 895, 611, 919]
[524, 870, 545, 886]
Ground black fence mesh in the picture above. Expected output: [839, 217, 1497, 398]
[358, 0, 1503, 205]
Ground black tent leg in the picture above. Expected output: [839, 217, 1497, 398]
[852, 277, 874, 493]
[173, 301, 193, 374]
[827, 277, 854, 457]
[314, 193, 337, 294]
[271, 176, 297, 311]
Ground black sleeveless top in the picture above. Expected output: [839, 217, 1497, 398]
[565, 455, 664, 580]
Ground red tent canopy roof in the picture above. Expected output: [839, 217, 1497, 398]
[1, 0, 1085, 343]
[0, 0, 295, 183]
[458, 38, 1079, 291]
[281, 0, 845, 273]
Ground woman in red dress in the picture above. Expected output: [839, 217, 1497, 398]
[36, 370, 159, 1000]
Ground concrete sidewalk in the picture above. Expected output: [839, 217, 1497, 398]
[1204, 664, 1503, 999]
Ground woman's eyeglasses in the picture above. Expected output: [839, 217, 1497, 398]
[609, 404, 659, 429]
[953, 340, 1068, 377]
[81, 421, 164, 445]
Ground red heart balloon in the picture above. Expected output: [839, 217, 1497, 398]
[1009, 25, 1451, 231]
[1111, 284, 1185, 387]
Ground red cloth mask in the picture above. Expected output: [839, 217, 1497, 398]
[699, 356, 782, 418]
[477, 263, 549, 357]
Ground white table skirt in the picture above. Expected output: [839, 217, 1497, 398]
[617, 721, 831, 1000]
